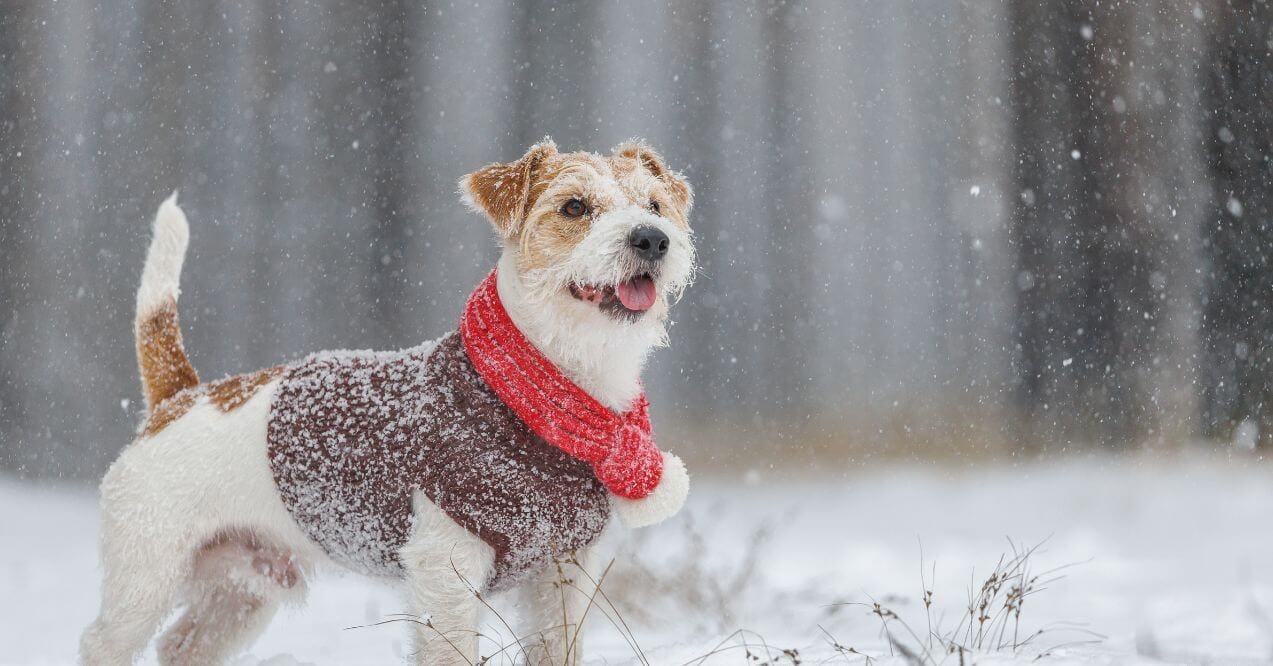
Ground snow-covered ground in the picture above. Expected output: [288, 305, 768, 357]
[3, 453, 1271, 664]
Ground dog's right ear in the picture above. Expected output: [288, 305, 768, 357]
[460, 140, 558, 238]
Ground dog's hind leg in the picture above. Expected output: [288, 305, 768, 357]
[79, 499, 195, 665]
[400, 492, 496, 666]
[157, 533, 305, 665]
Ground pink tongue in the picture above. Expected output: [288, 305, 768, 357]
[616, 276, 657, 311]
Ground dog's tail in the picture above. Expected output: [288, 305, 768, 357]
[135, 192, 200, 410]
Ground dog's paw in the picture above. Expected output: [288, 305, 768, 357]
[612, 450, 689, 528]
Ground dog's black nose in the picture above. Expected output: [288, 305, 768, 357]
[629, 226, 670, 261]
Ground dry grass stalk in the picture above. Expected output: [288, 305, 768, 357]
[824, 538, 1103, 664]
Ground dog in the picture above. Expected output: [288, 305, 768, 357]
[79, 139, 695, 665]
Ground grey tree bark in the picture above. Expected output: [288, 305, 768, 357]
[1200, 0, 1273, 449]
[759, 2, 813, 415]
[0, 5, 40, 471]
[1009, 0, 1203, 448]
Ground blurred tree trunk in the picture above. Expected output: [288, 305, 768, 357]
[760, 2, 812, 413]
[1009, 0, 1203, 448]
[0, 5, 39, 473]
[668, 0, 724, 406]
[948, 0, 1015, 431]
[245, 5, 285, 368]
[364, 0, 419, 346]
[509, 0, 598, 148]
[136, 1, 187, 201]
[1200, 1, 1273, 449]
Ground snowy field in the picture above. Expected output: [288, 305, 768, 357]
[3, 453, 1272, 665]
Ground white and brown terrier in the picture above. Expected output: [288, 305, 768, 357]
[80, 140, 695, 665]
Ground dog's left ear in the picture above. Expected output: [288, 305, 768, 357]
[461, 140, 559, 238]
[615, 141, 693, 215]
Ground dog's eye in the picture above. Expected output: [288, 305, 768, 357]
[648, 200, 661, 215]
[561, 198, 588, 218]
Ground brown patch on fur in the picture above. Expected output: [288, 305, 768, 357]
[463, 140, 559, 236]
[140, 365, 286, 438]
[208, 365, 286, 412]
[140, 390, 198, 437]
[136, 298, 200, 410]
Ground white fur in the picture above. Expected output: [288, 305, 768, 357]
[136, 191, 189, 318]
[613, 451, 690, 528]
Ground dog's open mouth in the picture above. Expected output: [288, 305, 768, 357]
[569, 274, 657, 317]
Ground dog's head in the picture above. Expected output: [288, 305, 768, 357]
[461, 139, 695, 328]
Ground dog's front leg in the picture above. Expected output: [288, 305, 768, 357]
[519, 547, 599, 666]
[401, 493, 495, 666]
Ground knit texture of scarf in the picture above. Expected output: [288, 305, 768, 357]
[459, 270, 664, 499]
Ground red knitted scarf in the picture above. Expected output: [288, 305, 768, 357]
[459, 270, 664, 499]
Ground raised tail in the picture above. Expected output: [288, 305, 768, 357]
[135, 192, 199, 410]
